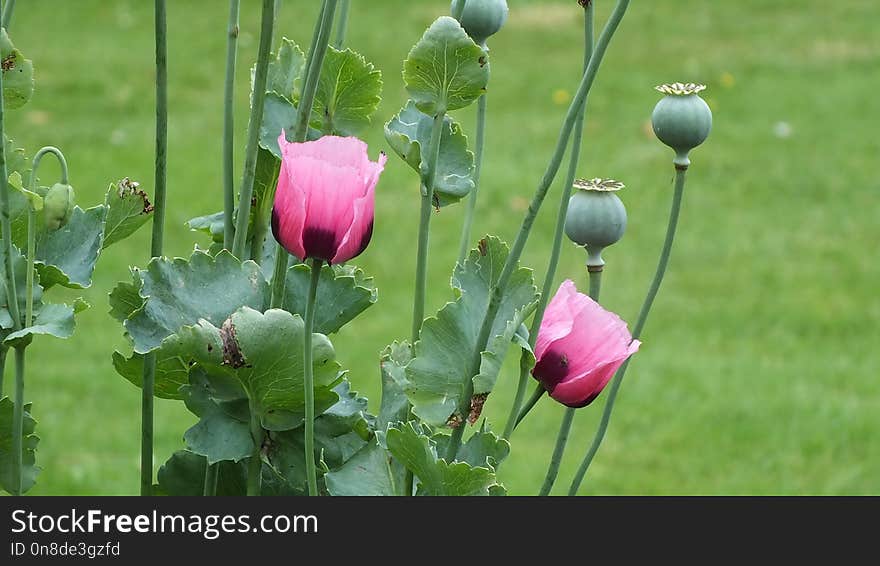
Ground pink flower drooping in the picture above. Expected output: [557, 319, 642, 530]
[272, 134, 387, 264]
[532, 280, 641, 408]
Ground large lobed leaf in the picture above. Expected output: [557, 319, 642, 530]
[283, 263, 377, 335]
[102, 178, 153, 249]
[403, 16, 489, 115]
[0, 398, 40, 494]
[385, 100, 474, 207]
[310, 47, 382, 136]
[405, 236, 538, 427]
[35, 205, 108, 290]
[124, 250, 268, 354]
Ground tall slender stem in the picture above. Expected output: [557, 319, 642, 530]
[204, 463, 219, 496]
[411, 112, 445, 342]
[246, 398, 264, 496]
[514, 384, 545, 430]
[568, 165, 688, 495]
[0, 60, 21, 335]
[303, 258, 322, 496]
[269, 0, 338, 308]
[0, 347, 7, 396]
[10, 345, 23, 494]
[503, 3, 594, 440]
[231, 0, 276, 258]
[1, 0, 14, 30]
[538, 269, 600, 496]
[222, 0, 241, 249]
[140, 0, 168, 497]
[456, 93, 487, 266]
[333, 0, 350, 48]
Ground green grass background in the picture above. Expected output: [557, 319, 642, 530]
[3, 0, 878, 495]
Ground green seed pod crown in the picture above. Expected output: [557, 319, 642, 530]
[43, 182, 76, 230]
[651, 83, 712, 166]
[454, 0, 509, 48]
[564, 178, 627, 268]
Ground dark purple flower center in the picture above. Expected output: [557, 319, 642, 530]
[532, 348, 570, 392]
[302, 226, 340, 263]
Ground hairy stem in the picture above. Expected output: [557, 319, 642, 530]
[0, 347, 6, 396]
[334, 0, 350, 48]
[140, 0, 168, 497]
[222, 0, 241, 249]
[246, 399, 264, 496]
[303, 258, 322, 496]
[10, 346, 24, 494]
[411, 112, 445, 342]
[568, 165, 687, 495]
[231, 0, 276, 258]
[503, 3, 593, 440]
[456, 93, 487, 266]
[269, 0, 338, 308]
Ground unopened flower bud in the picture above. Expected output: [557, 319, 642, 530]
[43, 182, 75, 230]
[453, 0, 508, 49]
[564, 178, 627, 269]
[651, 83, 712, 167]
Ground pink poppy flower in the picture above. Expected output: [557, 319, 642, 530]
[272, 134, 387, 264]
[532, 280, 641, 408]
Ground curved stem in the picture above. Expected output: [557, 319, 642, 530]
[568, 165, 688, 495]
[246, 399, 264, 496]
[538, 269, 600, 496]
[411, 112, 445, 342]
[333, 0, 350, 48]
[204, 463, 219, 496]
[514, 384, 545, 430]
[10, 345, 23, 494]
[456, 93, 487, 266]
[503, 3, 594, 441]
[1, 0, 15, 30]
[140, 0, 168, 497]
[451, 0, 466, 20]
[222, 0, 241, 249]
[231, 0, 276, 258]
[303, 258, 322, 496]
[269, 0, 338, 308]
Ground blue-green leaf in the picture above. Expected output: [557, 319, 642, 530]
[310, 47, 382, 136]
[0, 397, 39, 494]
[102, 178, 153, 249]
[283, 263, 377, 335]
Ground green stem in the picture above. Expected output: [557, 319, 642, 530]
[10, 345, 23, 494]
[302, 0, 328, 84]
[1, 0, 14, 30]
[568, 165, 688, 495]
[451, 0, 466, 20]
[514, 384, 545, 430]
[140, 0, 168, 497]
[246, 399, 264, 496]
[303, 258, 322, 496]
[0, 57, 21, 334]
[231, 0, 276, 259]
[0, 346, 7, 396]
[333, 0, 350, 48]
[222, 0, 240, 249]
[411, 112, 445, 342]
[26, 147, 69, 330]
[537, 269, 600, 496]
[503, 3, 594, 441]
[204, 463, 219, 496]
[269, 0, 337, 308]
[456, 93, 487, 266]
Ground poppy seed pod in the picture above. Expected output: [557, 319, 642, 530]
[651, 83, 712, 167]
[564, 178, 627, 269]
[43, 182, 76, 230]
[453, 0, 508, 48]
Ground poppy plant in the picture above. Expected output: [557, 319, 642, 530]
[532, 280, 640, 407]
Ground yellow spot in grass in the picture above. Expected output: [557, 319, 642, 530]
[552, 89, 571, 106]
[720, 71, 735, 88]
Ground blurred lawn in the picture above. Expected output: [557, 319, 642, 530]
[3, 0, 878, 495]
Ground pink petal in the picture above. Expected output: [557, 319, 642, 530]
[332, 153, 386, 263]
[272, 154, 307, 260]
[535, 280, 590, 359]
[549, 342, 639, 407]
[279, 134, 372, 172]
